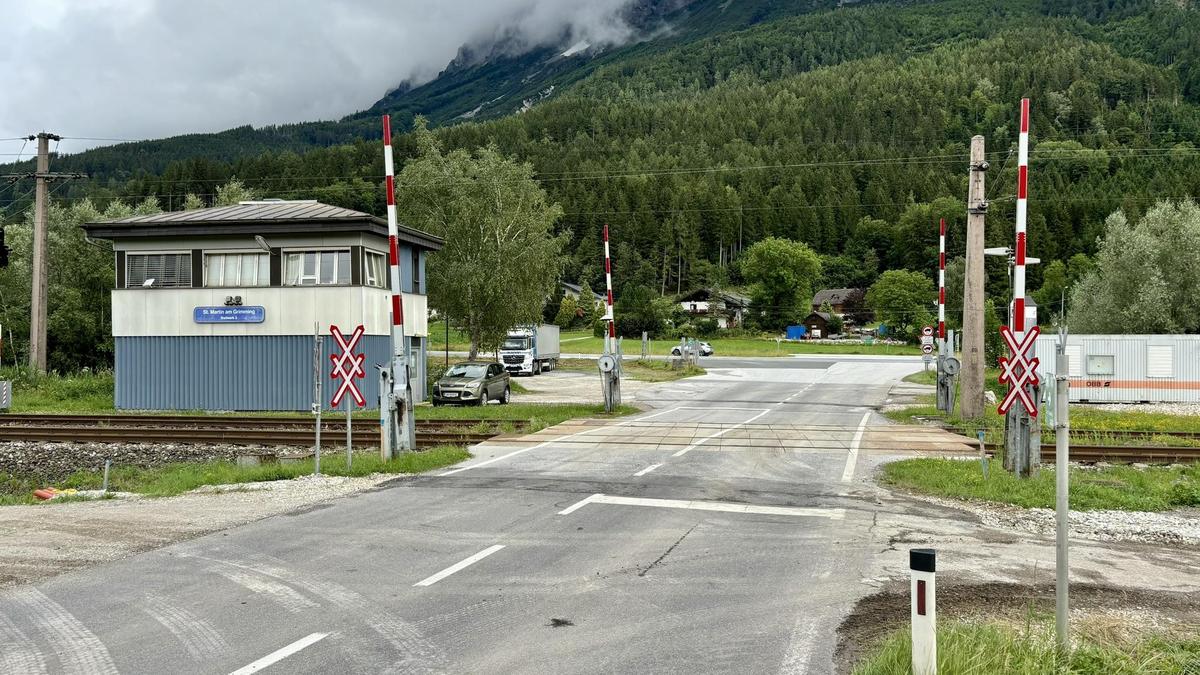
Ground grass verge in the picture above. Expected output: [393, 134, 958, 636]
[881, 458, 1200, 511]
[415, 402, 638, 432]
[556, 358, 706, 382]
[853, 616, 1200, 675]
[0, 445, 470, 504]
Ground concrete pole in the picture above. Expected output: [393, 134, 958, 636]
[960, 136, 988, 419]
[29, 134, 51, 372]
[1055, 343, 1070, 653]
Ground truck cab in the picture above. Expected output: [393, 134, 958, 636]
[499, 325, 560, 375]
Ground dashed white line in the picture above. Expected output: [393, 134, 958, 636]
[633, 463, 663, 477]
[228, 632, 328, 675]
[840, 412, 872, 483]
[440, 407, 683, 475]
[559, 494, 844, 520]
[413, 545, 506, 587]
[672, 408, 772, 456]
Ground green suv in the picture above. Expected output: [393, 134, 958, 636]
[432, 362, 511, 406]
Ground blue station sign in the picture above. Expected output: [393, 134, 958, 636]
[193, 306, 266, 324]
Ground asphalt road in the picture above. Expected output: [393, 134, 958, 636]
[0, 355, 928, 674]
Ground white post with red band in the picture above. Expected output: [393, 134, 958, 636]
[910, 548, 937, 675]
[603, 223, 615, 352]
[938, 217, 946, 355]
[381, 114, 414, 455]
[1013, 98, 1030, 339]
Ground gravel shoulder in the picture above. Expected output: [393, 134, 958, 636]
[0, 472, 404, 589]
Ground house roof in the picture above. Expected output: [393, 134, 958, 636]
[805, 312, 833, 322]
[678, 288, 751, 306]
[561, 281, 604, 301]
[812, 288, 865, 306]
[81, 199, 444, 250]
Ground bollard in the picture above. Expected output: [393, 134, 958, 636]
[102, 459, 111, 494]
[910, 548, 937, 675]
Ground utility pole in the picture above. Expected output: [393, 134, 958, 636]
[960, 136, 989, 419]
[2, 133, 85, 371]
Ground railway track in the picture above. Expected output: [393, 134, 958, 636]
[0, 414, 526, 450]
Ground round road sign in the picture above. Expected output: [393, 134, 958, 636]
[921, 325, 934, 337]
[921, 343, 934, 354]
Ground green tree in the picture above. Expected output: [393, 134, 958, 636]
[741, 237, 821, 331]
[1068, 201, 1200, 333]
[214, 180, 257, 206]
[182, 193, 205, 210]
[819, 300, 844, 335]
[615, 284, 666, 338]
[554, 296, 581, 329]
[866, 270, 935, 340]
[394, 118, 567, 357]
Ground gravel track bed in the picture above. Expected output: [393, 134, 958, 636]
[1, 442, 305, 483]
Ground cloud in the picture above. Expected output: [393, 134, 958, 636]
[0, 0, 639, 153]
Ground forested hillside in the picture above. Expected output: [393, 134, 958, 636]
[3, 0, 1200, 366]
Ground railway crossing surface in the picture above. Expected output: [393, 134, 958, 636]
[0, 355, 1155, 674]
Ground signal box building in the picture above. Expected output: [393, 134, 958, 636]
[82, 200, 442, 411]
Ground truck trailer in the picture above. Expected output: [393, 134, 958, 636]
[499, 325, 560, 375]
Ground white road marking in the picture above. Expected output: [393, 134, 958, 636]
[228, 632, 328, 675]
[142, 595, 231, 662]
[779, 610, 820, 673]
[560, 494, 844, 519]
[213, 568, 319, 613]
[558, 493, 601, 515]
[197, 553, 446, 670]
[840, 412, 872, 483]
[672, 408, 772, 456]
[414, 545, 506, 587]
[633, 463, 662, 477]
[440, 407, 683, 475]
[7, 588, 118, 675]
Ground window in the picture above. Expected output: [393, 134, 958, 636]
[283, 250, 350, 286]
[411, 248, 421, 294]
[1086, 354, 1115, 376]
[127, 253, 191, 288]
[364, 251, 388, 289]
[205, 253, 268, 287]
[1147, 345, 1174, 378]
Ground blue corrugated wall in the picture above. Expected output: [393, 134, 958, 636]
[115, 335, 426, 411]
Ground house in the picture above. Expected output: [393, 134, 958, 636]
[678, 288, 751, 328]
[803, 312, 833, 339]
[81, 199, 444, 411]
[811, 287, 866, 315]
[561, 281, 605, 308]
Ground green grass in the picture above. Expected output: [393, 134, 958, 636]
[881, 458, 1200, 511]
[854, 617, 1200, 675]
[557, 333, 920, 357]
[1, 446, 470, 504]
[0, 367, 116, 412]
[416, 402, 637, 432]
[556, 357, 706, 382]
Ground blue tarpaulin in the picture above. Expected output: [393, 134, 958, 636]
[786, 325, 807, 340]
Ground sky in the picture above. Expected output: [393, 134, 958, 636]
[0, 0, 638, 154]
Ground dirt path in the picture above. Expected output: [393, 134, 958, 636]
[0, 474, 398, 589]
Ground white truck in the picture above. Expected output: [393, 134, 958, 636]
[499, 325, 560, 375]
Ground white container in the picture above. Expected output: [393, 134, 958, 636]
[1034, 334, 1200, 403]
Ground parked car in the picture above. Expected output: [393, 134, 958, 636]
[432, 362, 510, 406]
[671, 342, 714, 357]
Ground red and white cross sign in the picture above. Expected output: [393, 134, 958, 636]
[329, 324, 367, 407]
[997, 324, 1040, 416]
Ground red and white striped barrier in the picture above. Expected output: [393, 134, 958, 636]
[938, 217, 946, 352]
[382, 115, 405, 343]
[1013, 98, 1030, 338]
[910, 548, 937, 675]
[603, 223, 615, 351]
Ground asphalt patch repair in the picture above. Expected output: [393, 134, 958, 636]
[835, 581, 1200, 674]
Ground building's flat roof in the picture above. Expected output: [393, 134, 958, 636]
[82, 200, 444, 251]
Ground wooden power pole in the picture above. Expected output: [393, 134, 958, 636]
[2, 133, 86, 371]
[960, 135, 989, 419]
